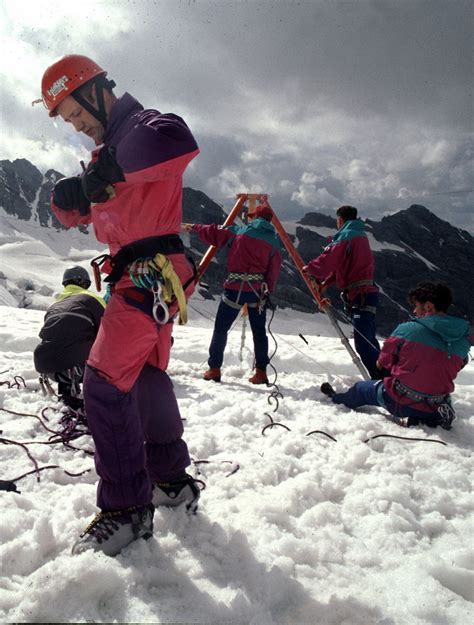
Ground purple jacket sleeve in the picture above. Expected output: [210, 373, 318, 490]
[117, 113, 199, 181]
[266, 250, 282, 293]
[192, 224, 235, 247]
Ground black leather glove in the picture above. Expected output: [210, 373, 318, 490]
[53, 177, 91, 215]
[81, 145, 125, 203]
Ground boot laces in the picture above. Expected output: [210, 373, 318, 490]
[80, 507, 140, 543]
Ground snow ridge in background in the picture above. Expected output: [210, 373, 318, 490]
[0, 210, 473, 624]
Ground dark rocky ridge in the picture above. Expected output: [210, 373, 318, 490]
[1, 158, 472, 335]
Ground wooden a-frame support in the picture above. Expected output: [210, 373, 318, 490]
[195, 193, 370, 380]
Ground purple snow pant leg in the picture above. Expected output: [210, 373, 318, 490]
[137, 364, 190, 482]
[84, 364, 190, 511]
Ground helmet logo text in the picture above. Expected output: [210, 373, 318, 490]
[47, 75, 69, 99]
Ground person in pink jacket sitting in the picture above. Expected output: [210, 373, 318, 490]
[184, 203, 282, 384]
[40, 54, 200, 556]
[321, 282, 471, 429]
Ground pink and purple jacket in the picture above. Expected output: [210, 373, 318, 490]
[52, 92, 199, 277]
[378, 314, 471, 413]
[192, 219, 282, 293]
[51, 93, 199, 389]
[304, 218, 378, 301]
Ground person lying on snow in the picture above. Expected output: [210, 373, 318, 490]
[321, 282, 471, 429]
[34, 266, 105, 410]
[183, 203, 282, 385]
[39, 54, 200, 556]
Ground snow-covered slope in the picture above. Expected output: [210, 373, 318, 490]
[0, 301, 473, 624]
[0, 207, 105, 309]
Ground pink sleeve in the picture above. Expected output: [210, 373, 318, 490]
[192, 224, 235, 247]
[378, 336, 403, 371]
[51, 200, 92, 228]
[305, 241, 346, 283]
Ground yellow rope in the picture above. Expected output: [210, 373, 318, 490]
[151, 254, 188, 325]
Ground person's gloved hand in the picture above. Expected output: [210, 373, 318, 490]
[81, 145, 125, 204]
[53, 177, 91, 215]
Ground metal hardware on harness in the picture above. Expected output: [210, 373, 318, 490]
[39, 374, 56, 397]
[437, 403, 456, 430]
[90, 253, 111, 292]
[152, 282, 170, 325]
[258, 282, 269, 314]
[128, 258, 170, 325]
[341, 291, 377, 315]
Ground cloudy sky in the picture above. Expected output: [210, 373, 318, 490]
[1, 0, 472, 229]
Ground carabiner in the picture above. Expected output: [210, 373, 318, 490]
[152, 282, 170, 325]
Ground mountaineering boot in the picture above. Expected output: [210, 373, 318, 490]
[152, 473, 201, 514]
[248, 368, 268, 385]
[203, 367, 221, 382]
[71, 504, 154, 557]
[320, 382, 336, 398]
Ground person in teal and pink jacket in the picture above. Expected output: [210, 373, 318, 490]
[184, 203, 282, 384]
[303, 205, 381, 379]
[321, 282, 471, 429]
[40, 54, 200, 556]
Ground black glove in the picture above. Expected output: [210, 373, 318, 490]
[53, 177, 91, 215]
[81, 145, 125, 204]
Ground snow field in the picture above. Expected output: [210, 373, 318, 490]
[0, 304, 473, 624]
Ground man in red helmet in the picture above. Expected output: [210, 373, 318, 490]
[40, 54, 200, 556]
[183, 203, 282, 384]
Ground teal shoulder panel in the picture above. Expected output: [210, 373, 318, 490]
[391, 320, 469, 359]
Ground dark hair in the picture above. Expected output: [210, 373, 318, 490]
[336, 205, 358, 221]
[408, 282, 453, 312]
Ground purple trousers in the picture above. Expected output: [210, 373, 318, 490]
[84, 364, 190, 511]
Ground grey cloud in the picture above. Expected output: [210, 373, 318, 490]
[1, 0, 472, 229]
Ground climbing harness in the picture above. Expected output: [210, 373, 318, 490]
[227, 272, 265, 282]
[393, 379, 456, 430]
[128, 257, 172, 324]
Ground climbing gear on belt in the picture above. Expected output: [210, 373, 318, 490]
[393, 378, 456, 430]
[344, 279, 376, 291]
[106, 235, 184, 284]
[227, 272, 265, 282]
[258, 283, 269, 314]
[393, 379, 448, 406]
[90, 254, 111, 291]
[127, 253, 188, 325]
[91, 235, 190, 324]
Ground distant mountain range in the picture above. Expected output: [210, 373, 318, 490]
[1, 157, 473, 335]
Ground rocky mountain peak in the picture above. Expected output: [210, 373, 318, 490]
[1, 157, 472, 334]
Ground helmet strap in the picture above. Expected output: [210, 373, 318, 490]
[72, 76, 115, 130]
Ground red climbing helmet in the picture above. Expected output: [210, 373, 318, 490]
[41, 55, 107, 117]
[249, 204, 274, 221]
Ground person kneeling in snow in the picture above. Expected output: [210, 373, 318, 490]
[321, 282, 471, 429]
[183, 203, 282, 384]
[34, 266, 105, 410]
